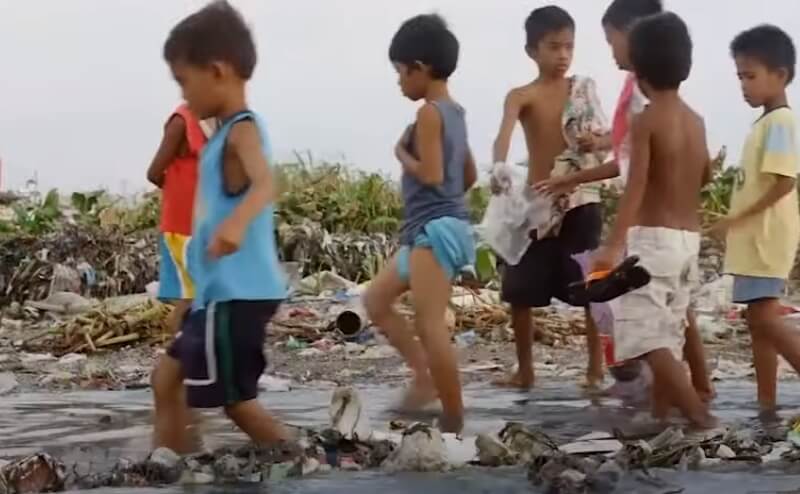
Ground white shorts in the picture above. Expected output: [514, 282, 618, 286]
[611, 227, 700, 362]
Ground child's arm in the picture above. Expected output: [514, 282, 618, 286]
[146, 116, 186, 188]
[594, 113, 652, 269]
[463, 149, 478, 192]
[395, 104, 444, 186]
[492, 90, 522, 164]
[714, 176, 796, 234]
[534, 161, 620, 196]
[207, 121, 276, 258]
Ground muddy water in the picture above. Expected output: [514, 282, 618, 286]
[3, 381, 800, 493]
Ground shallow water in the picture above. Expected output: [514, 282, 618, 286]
[3, 381, 800, 493]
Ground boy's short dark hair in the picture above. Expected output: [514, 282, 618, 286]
[629, 12, 692, 91]
[525, 6, 575, 48]
[731, 25, 796, 84]
[388, 14, 459, 80]
[164, 1, 256, 80]
[602, 0, 663, 30]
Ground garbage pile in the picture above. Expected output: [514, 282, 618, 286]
[17, 296, 170, 356]
[5, 388, 800, 493]
[0, 226, 157, 306]
[278, 220, 396, 284]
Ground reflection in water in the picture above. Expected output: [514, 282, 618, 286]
[2, 382, 800, 493]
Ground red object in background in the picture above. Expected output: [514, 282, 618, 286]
[601, 334, 616, 367]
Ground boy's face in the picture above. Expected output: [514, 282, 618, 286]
[604, 25, 630, 70]
[169, 60, 226, 119]
[734, 55, 788, 108]
[529, 28, 574, 76]
[393, 62, 429, 101]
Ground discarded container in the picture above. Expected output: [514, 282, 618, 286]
[335, 299, 369, 338]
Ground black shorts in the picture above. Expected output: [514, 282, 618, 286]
[501, 204, 602, 308]
[167, 300, 281, 409]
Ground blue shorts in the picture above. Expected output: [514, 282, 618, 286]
[732, 275, 785, 304]
[396, 217, 475, 282]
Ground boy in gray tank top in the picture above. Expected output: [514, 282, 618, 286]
[363, 13, 477, 433]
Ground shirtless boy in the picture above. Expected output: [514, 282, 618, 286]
[492, 6, 614, 389]
[593, 12, 716, 427]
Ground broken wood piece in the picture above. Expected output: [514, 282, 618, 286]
[84, 333, 96, 352]
[96, 333, 140, 348]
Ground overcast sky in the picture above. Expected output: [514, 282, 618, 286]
[2, 0, 800, 193]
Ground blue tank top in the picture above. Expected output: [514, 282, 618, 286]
[400, 100, 470, 245]
[189, 110, 286, 308]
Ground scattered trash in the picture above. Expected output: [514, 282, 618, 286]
[26, 291, 95, 315]
[455, 330, 477, 349]
[383, 423, 449, 473]
[0, 453, 66, 494]
[329, 387, 371, 440]
[21, 298, 170, 356]
[334, 299, 369, 338]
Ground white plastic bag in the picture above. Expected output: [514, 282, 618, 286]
[480, 163, 551, 265]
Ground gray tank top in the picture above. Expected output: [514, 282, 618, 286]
[400, 100, 470, 245]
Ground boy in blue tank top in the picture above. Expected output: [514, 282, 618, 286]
[364, 14, 478, 434]
[151, 1, 289, 452]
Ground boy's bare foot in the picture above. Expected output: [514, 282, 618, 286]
[493, 369, 534, 389]
[399, 378, 439, 411]
[689, 412, 719, 431]
[580, 374, 604, 391]
[438, 413, 464, 434]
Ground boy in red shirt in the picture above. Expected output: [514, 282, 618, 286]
[147, 104, 212, 332]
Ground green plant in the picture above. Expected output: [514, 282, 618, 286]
[13, 189, 62, 234]
[275, 160, 402, 234]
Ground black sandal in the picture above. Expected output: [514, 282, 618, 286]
[568, 255, 651, 305]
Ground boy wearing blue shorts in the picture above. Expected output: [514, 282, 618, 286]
[364, 14, 477, 433]
[713, 25, 800, 412]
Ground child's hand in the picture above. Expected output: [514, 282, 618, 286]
[395, 125, 414, 161]
[533, 176, 575, 197]
[591, 244, 622, 273]
[707, 216, 739, 242]
[208, 218, 246, 259]
[577, 133, 598, 153]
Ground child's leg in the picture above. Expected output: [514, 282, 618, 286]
[151, 355, 194, 453]
[408, 247, 463, 433]
[364, 255, 434, 409]
[584, 309, 604, 388]
[645, 348, 716, 428]
[494, 306, 535, 389]
[746, 299, 789, 410]
[683, 307, 715, 401]
[649, 367, 671, 421]
[225, 400, 289, 444]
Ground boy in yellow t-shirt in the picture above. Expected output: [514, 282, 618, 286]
[713, 25, 800, 412]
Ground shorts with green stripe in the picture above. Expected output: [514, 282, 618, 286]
[168, 300, 281, 408]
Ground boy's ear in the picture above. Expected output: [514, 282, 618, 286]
[409, 60, 428, 74]
[525, 44, 537, 59]
[777, 66, 791, 85]
[210, 61, 229, 80]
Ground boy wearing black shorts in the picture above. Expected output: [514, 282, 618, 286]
[151, 1, 289, 451]
[492, 6, 613, 389]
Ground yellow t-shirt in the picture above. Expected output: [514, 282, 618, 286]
[724, 107, 800, 278]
